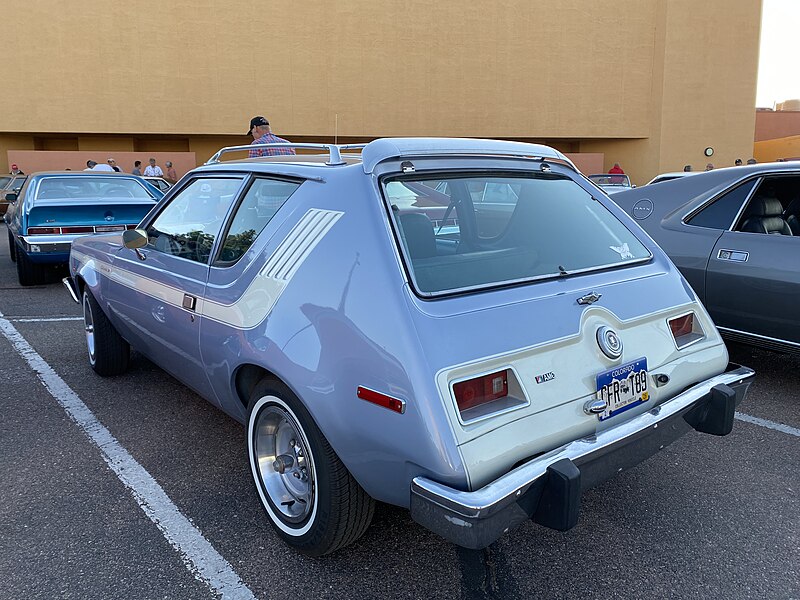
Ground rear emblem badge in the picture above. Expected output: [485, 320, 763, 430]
[597, 326, 623, 359]
[535, 372, 555, 384]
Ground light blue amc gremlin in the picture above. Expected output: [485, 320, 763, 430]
[64, 139, 754, 556]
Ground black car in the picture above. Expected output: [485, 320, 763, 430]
[612, 163, 800, 353]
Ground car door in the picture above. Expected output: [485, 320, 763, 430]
[104, 175, 246, 400]
[705, 174, 800, 345]
[196, 176, 303, 418]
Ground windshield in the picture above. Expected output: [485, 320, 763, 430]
[384, 173, 650, 295]
[34, 176, 156, 202]
[0, 177, 11, 189]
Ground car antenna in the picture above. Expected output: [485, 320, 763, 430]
[334, 113, 338, 145]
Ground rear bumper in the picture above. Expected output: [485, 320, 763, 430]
[410, 362, 754, 549]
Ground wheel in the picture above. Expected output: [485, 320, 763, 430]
[247, 379, 375, 556]
[7, 229, 15, 262]
[15, 244, 46, 286]
[82, 289, 130, 376]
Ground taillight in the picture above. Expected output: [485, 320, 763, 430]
[60, 226, 94, 234]
[453, 369, 509, 412]
[95, 225, 126, 232]
[28, 227, 60, 234]
[668, 312, 705, 349]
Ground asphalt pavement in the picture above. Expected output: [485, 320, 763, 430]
[0, 223, 797, 600]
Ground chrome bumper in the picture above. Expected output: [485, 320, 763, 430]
[62, 277, 80, 304]
[410, 363, 754, 549]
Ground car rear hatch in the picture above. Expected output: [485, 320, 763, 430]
[383, 166, 728, 490]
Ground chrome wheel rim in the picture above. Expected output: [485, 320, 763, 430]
[83, 294, 96, 364]
[253, 404, 316, 524]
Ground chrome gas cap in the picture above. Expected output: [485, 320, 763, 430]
[596, 326, 623, 360]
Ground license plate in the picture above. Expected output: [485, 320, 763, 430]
[595, 358, 649, 421]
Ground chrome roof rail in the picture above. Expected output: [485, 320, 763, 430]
[205, 143, 366, 166]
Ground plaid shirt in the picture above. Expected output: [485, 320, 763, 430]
[249, 132, 296, 157]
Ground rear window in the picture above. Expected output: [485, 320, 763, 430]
[35, 177, 156, 202]
[384, 173, 650, 295]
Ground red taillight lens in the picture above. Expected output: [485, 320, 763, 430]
[60, 226, 94, 234]
[27, 227, 60, 234]
[453, 370, 509, 412]
[669, 314, 694, 338]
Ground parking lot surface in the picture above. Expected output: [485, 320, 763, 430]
[0, 223, 798, 600]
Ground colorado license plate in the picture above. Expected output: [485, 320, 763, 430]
[595, 358, 649, 421]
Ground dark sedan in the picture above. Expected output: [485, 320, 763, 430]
[612, 163, 800, 353]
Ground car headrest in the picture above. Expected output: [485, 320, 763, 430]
[745, 196, 783, 218]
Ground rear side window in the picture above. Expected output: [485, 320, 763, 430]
[384, 173, 650, 295]
[687, 179, 757, 229]
[216, 178, 300, 264]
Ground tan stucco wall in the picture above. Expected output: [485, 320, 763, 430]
[754, 135, 800, 162]
[2, 0, 761, 183]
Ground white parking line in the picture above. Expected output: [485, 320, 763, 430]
[8, 317, 83, 322]
[0, 313, 257, 600]
[735, 412, 800, 438]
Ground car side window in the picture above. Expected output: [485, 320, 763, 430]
[146, 177, 244, 264]
[216, 178, 300, 264]
[687, 179, 758, 230]
[733, 175, 800, 236]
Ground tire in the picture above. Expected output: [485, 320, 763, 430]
[16, 244, 46, 286]
[8, 229, 15, 263]
[82, 289, 130, 376]
[247, 379, 375, 556]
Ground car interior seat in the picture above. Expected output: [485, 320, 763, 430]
[37, 184, 69, 199]
[398, 212, 437, 259]
[739, 196, 793, 235]
[783, 196, 800, 236]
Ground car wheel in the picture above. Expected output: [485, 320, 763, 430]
[247, 379, 375, 556]
[7, 229, 15, 263]
[15, 244, 46, 286]
[82, 289, 130, 376]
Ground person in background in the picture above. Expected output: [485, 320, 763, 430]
[747, 158, 758, 165]
[247, 116, 295, 157]
[608, 162, 625, 174]
[165, 161, 178, 184]
[9, 163, 24, 175]
[84, 160, 97, 171]
[143, 158, 164, 177]
[705, 163, 714, 171]
[108, 158, 122, 172]
[132, 160, 142, 176]
[683, 165, 693, 172]
[92, 160, 115, 172]
[734, 158, 743, 166]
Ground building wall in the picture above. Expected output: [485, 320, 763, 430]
[754, 135, 800, 162]
[755, 110, 800, 142]
[3, 1, 762, 183]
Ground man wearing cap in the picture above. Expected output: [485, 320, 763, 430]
[9, 163, 24, 175]
[247, 116, 296, 158]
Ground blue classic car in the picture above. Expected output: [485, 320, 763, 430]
[5, 171, 163, 285]
[64, 139, 754, 555]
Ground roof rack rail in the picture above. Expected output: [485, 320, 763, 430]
[205, 143, 366, 166]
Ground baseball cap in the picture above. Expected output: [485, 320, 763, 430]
[11, 163, 18, 169]
[247, 116, 269, 134]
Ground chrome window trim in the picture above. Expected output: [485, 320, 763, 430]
[682, 176, 761, 231]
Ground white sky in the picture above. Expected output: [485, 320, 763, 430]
[756, 0, 800, 107]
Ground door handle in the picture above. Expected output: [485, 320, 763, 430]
[717, 249, 749, 262]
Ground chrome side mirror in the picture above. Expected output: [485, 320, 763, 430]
[122, 228, 148, 249]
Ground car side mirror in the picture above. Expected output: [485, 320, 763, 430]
[5, 193, 17, 202]
[122, 228, 148, 249]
